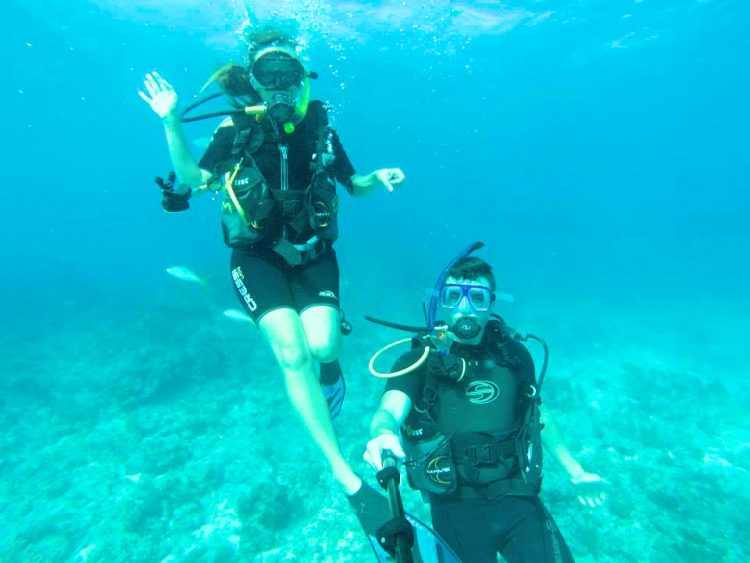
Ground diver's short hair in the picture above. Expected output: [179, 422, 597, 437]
[446, 256, 496, 292]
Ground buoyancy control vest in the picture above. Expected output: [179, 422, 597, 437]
[213, 100, 340, 259]
[401, 319, 544, 500]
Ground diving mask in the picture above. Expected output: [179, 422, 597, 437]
[247, 46, 309, 125]
[440, 283, 493, 312]
[439, 282, 493, 341]
[251, 49, 306, 90]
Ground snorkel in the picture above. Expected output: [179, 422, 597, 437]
[290, 75, 311, 130]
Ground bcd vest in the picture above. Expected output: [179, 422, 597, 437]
[402, 320, 544, 499]
[217, 100, 340, 256]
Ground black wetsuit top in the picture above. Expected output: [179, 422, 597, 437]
[385, 327, 575, 563]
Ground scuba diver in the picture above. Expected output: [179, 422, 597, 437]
[139, 26, 405, 498]
[363, 244, 606, 562]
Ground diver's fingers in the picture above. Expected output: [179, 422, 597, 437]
[379, 433, 406, 461]
[389, 168, 405, 184]
[389, 439, 406, 461]
[142, 80, 156, 100]
[152, 71, 173, 92]
[137, 89, 152, 105]
[144, 72, 172, 97]
[371, 449, 383, 471]
[363, 442, 382, 471]
[375, 170, 394, 192]
[144, 73, 160, 95]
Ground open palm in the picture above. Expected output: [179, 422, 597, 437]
[138, 71, 178, 119]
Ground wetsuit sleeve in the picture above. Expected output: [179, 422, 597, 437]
[331, 129, 356, 194]
[198, 122, 236, 176]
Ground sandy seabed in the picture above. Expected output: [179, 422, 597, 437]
[1, 289, 747, 562]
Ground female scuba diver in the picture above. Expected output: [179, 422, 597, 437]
[139, 27, 405, 496]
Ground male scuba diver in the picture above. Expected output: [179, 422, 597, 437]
[139, 26, 405, 498]
[363, 244, 606, 562]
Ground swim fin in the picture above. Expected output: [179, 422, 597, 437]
[347, 481, 460, 563]
[320, 360, 346, 420]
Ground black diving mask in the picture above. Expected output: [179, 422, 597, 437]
[251, 51, 305, 90]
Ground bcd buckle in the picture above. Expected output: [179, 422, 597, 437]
[466, 443, 499, 465]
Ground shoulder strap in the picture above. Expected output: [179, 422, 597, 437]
[306, 100, 329, 132]
[486, 320, 524, 369]
[306, 101, 335, 172]
[230, 115, 265, 159]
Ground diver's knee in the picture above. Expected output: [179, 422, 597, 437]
[308, 339, 340, 364]
[274, 343, 311, 372]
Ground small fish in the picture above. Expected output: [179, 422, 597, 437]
[123, 473, 142, 483]
[222, 308, 254, 324]
[495, 291, 516, 304]
[77, 544, 97, 562]
[165, 266, 209, 287]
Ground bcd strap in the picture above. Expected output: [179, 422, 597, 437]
[230, 120, 264, 160]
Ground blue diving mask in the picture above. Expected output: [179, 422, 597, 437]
[439, 282, 493, 341]
[440, 283, 493, 312]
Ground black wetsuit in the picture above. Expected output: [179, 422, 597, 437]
[387, 326, 575, 563]
[199, 103, 357, 321]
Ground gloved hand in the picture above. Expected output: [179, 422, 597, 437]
[363, 432, 406, 471]
[155, 171, 191, 212]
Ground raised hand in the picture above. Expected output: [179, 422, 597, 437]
[138, 71, 179, 121]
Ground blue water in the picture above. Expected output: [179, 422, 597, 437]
[1, 1, 748, 561]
